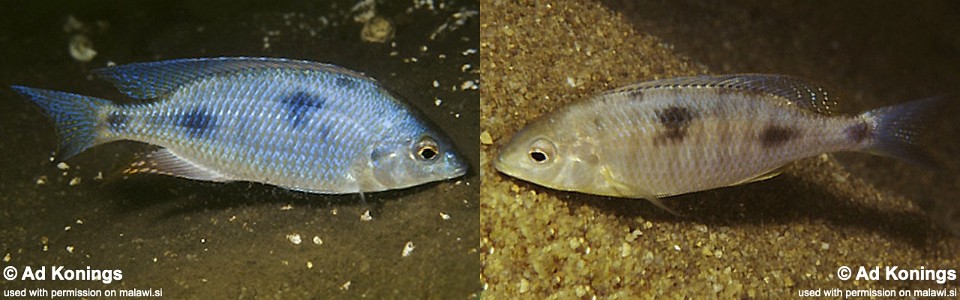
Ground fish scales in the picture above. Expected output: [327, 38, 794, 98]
[14, 57, 466, 193]
[495, 74, 942, 212]
[570, 87, 855, 196]
[108, 71, 385, 187]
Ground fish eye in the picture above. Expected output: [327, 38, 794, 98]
[414, 137, 439, 161]
[527, 138, 556, 164]
[419, 146, 437, 160]
[529, 150, 548, 163]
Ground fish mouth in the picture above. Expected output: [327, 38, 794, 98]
[492, 153, 513, 176]
[451, 165, 468, 178]
[492, 154, 504, 171]
[445, 152, 468, 178]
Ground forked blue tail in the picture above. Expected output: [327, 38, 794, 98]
[12, 86, 112, 159]
[861, 96, 949, 169]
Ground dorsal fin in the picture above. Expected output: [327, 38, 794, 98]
[608, 74, 839, 115]
[92, 57, 375, 99]
[122, 148, 228, 182]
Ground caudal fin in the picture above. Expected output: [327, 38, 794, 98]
[12, 86, 112, 159]
[861, 96, 948, 169]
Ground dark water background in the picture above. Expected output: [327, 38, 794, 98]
[0, 0, 479, 298]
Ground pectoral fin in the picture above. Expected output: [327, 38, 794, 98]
[600, 166, 684, 216]
[729, 167, 786, 187]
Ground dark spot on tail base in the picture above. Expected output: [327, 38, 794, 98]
[654, 106, 697, 145]
[178, 107, 215, 138]
[107, 111, 127, 132]
[759, 124, 799, 148]
[282, 91, 327, 129]
[845, 121, 871, 144]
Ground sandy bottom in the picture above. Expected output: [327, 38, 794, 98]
[480, 0, 960, 297]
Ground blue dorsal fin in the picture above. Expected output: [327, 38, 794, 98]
[92, 57, 375, 99]
[609, 74, 839, 115]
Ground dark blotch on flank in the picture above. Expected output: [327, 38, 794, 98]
[282, 91, 327, 129]
[106, 111, 127, 132]
[178, 107, 215, 138]
[759, 124, 799, 148]
[654, 106, 696, 145]
[335, 76, 353, 89]
[845, 122, 871, 144]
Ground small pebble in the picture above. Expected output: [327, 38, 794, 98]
[313, 236, 323, 245]
[461, 80, 478, 90]
[69, 34, 97, 62]
[519, 278, 529, 293]
[360, 210, 373, 221]
[402, 241, 415, 257]
[620, 243, 631, 257]
[286, 234, 302, 245]
[831, 173, 846, 183]
[360, 16, 394, 43]
[480, 131, 493, 145]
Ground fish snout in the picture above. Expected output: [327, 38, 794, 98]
[447, 151, 468, 177]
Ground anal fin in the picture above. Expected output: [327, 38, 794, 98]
[122, 148, 228, 182]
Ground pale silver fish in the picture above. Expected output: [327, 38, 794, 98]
[495, 74, 940, 212]
[14, 57, 466, 193]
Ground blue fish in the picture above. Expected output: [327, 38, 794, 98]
[13, 57, 467, 193]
